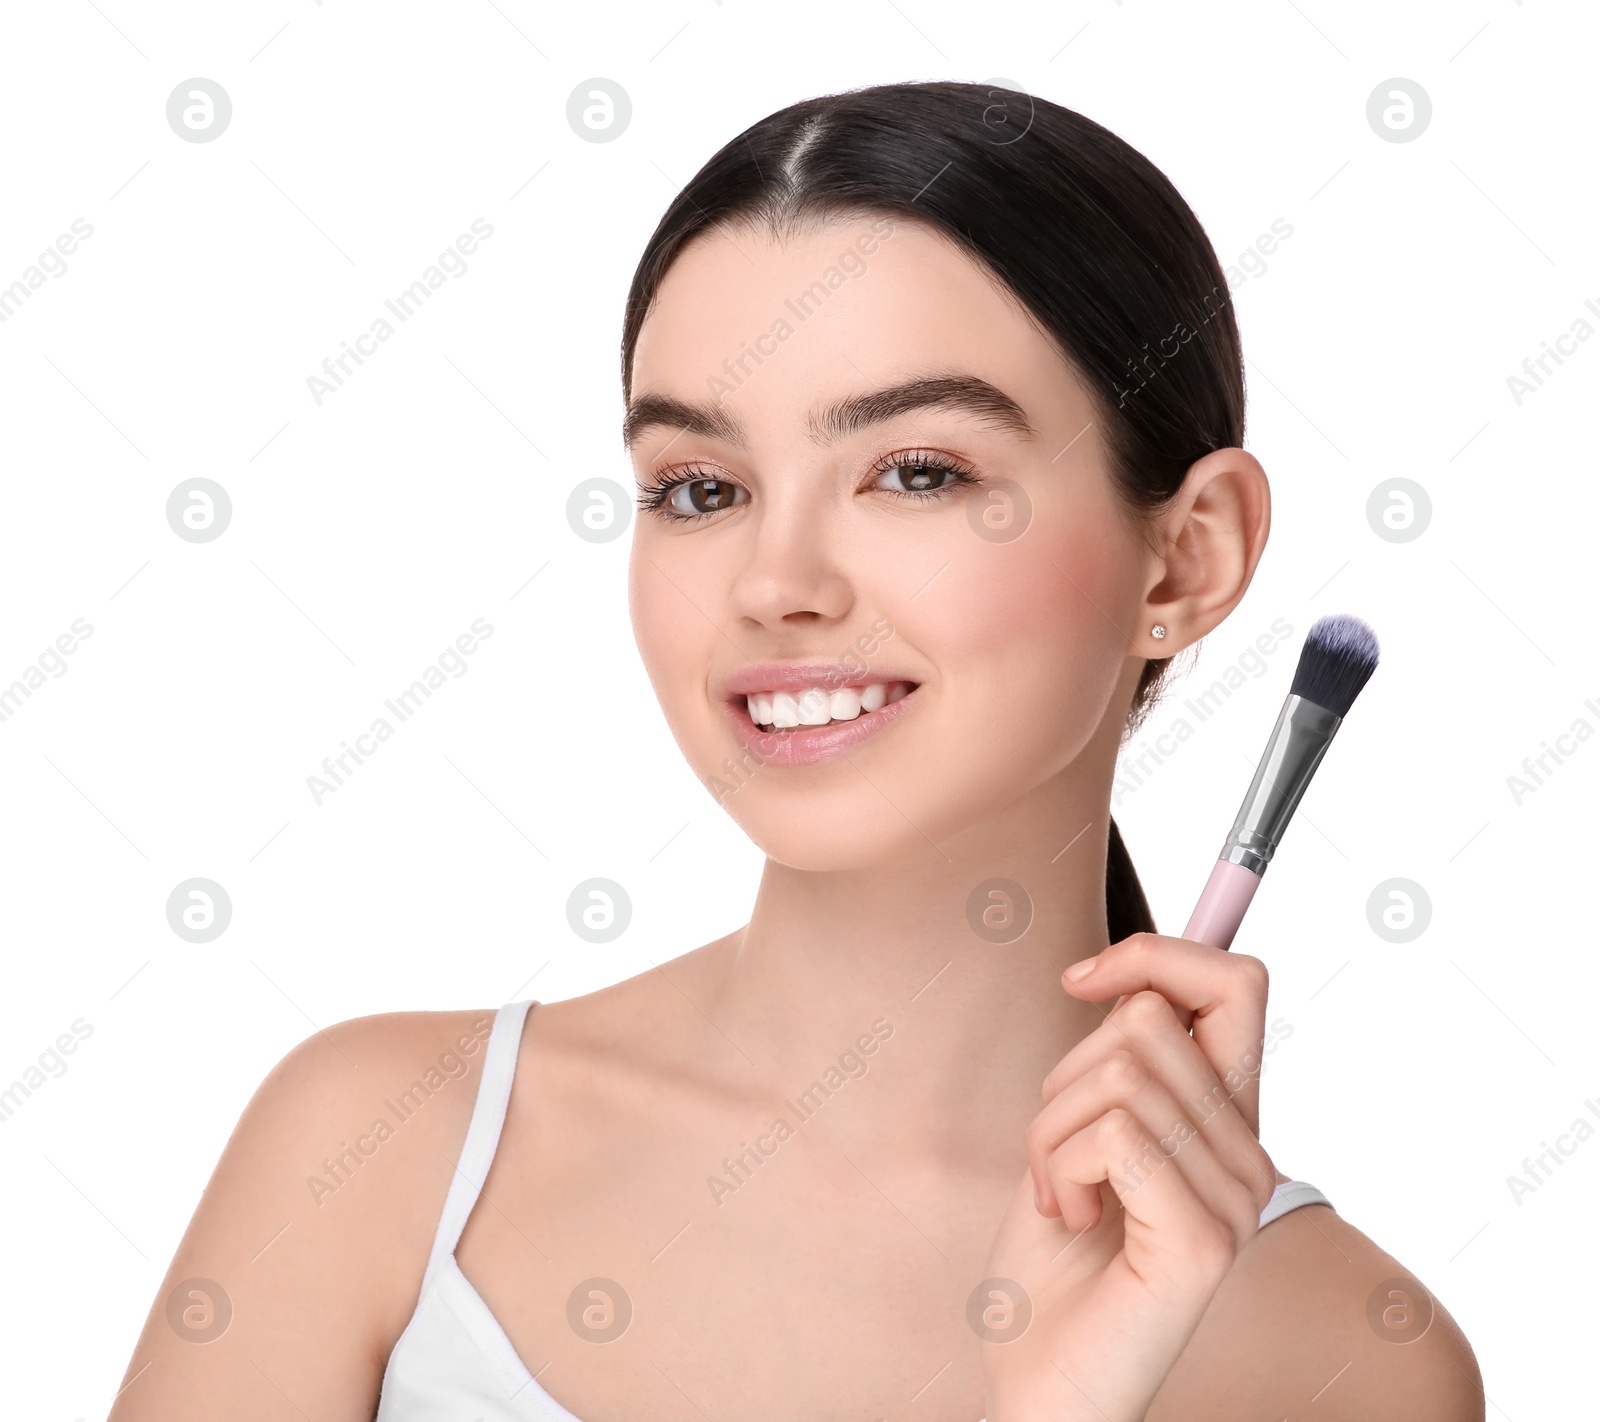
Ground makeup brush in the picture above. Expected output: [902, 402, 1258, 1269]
[1182, 613, 1381, 952]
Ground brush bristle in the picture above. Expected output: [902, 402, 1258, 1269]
[1289, 614, 1380, 717]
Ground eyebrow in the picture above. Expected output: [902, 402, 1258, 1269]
[622, 372, 1038, 450]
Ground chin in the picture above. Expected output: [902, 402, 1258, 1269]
[674, 681, 1094, 872]
[699, 750, 1027, 874]
[728, 800, 920, 872]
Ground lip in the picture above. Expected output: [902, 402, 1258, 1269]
[718, 673, 922, 769]
[722, 661, 922, 698]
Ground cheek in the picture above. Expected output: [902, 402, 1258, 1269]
[931, 518, 1133, 690]
[629, 546, 705, 723]
[898, 514, 1137, 799]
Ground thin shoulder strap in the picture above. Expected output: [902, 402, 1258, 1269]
[420, 999, 536, 1292]
[1259, 1178, 1333, 1228]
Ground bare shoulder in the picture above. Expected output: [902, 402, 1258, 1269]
[110, 1005, 501, 1421]
[1152, 1195, 1484, 1421]
[516, 933, 742, 1087]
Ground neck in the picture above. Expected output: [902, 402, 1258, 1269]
[697, 768, 1122, 1177]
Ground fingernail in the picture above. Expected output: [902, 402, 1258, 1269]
[1064, 956, 1098, 982]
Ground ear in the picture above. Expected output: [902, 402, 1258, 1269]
[1134, 447, 1270, 656]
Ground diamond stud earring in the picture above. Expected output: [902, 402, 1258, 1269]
[1151, 624, 1167, 640]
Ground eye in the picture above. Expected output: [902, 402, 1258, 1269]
[869, 451, 981, 500]
[638, 471, 750, 521]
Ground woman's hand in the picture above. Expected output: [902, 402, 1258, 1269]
[978, 932, 1279, 1422]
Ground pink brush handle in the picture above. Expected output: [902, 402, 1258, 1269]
[1107, 858, 1263, 1030]
[1146, 859, 1262, 1034]
[1182, 857, 1262, 951]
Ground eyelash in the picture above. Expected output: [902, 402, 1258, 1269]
[636, 451, 983, 522]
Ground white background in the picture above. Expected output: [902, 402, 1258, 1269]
[1, 0, 1594, 1416]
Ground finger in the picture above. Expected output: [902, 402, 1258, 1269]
[1060, 933, 1270, 1130]
[1044, 1106, 1246, 1305]
[1028, 1043, 1271, 1247]
[1041, 989, 1274, 1194]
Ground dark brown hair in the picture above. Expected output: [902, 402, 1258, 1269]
[620, 81, 1246, 940]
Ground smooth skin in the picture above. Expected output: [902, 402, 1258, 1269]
[109, 216, 1483, 1421]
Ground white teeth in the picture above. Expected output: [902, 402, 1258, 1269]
[745, 681, 910, 729]
[828, 688, 862, 721]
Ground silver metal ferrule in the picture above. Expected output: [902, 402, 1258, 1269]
[1220, 693, 1343, 876]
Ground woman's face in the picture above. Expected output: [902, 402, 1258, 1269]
[626, 215, 1154, 871]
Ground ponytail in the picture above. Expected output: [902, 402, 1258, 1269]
[1106, 817, 1155, 942]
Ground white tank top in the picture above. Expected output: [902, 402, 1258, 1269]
[375, 998, 1333, 1421]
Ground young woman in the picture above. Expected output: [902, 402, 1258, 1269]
[111, 81, 1483, 1421]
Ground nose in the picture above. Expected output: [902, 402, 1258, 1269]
[727, 498, 855, 633]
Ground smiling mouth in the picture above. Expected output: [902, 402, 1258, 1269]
[742, 680, 917, 732]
